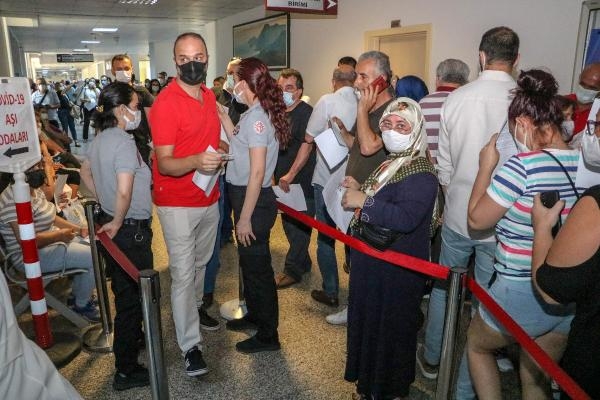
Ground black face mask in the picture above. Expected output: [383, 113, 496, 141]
[178, 60, 207, 85]
[25, 169, 46, 189]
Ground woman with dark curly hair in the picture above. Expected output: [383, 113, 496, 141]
[218, 57, 290, 353]
[80, 82, 153, 390]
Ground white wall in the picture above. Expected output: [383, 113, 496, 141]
[149, 25, 212, 81]
[214, 0, 584, 102]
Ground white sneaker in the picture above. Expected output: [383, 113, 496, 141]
[326, 306, 347, 325]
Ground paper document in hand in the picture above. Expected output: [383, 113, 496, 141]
[330, 118, 346, 146]
[322, 161, 354, 232]
[272, 184, 307, 211]
[53, 174, 69, 208]
[313, 128, 348, 171]
[495, 119, 518, 171]
[192, 145, 220, 196]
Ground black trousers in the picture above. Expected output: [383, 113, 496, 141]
[100, 223, 153, 373]
[82, 107, 93, 140]
[228, 184, 279, 343]
[281, 196, 315, 281]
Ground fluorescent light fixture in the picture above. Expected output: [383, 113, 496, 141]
[73, 48, 90, 52]
[81, 40, 100, 44]
[5, 17, 38, 27]
[119, 0, 158, 4]
[92, 27, 118, 32]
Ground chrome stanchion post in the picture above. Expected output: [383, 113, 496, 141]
[82, 201, 113, 352]
[139, 270, 169, 400]
[219, 264, 247, 321]
[435, 266, 468, 400]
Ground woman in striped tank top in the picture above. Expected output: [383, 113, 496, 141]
[465, 69, 580, 399]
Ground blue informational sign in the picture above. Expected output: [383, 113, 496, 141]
[585, 28, 600, 66]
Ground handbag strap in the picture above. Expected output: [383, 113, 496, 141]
[540, 150, 580, 199]
[38, 91, 48, 105]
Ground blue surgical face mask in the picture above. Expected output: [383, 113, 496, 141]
[283, 91, 295, 107]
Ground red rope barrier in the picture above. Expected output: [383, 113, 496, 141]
[276, 202, 449, 280]
[95, 230, 140, 282]
[277, 201, 590, 398]
[467, 278, 590, 400]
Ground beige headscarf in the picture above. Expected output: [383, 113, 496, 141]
[362, 97, 431, 197]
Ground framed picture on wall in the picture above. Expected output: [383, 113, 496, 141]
[233, 13, 290, 70]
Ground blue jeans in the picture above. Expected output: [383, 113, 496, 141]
[422, 225, 495, 400]
[204, 176, 225, 296]
[58, 108, 77, 141]
[313, 184, 338, 297]
[38, 239, 95, 308]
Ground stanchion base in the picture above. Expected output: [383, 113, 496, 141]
[219, 298, 247, 321]
[42, 331, 82, 369]
[82, 325, 113, 353]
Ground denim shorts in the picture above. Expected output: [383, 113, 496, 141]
[478, 274, 574, 337]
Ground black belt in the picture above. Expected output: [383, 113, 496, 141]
[122, 218, 152, 228]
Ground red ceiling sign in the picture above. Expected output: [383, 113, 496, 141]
[265, 0, 338, 15]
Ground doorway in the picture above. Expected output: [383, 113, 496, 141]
[364, 24, 431, 85]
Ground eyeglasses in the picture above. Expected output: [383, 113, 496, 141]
[586, 120, 600, 135]
[379, 120, 411, 132]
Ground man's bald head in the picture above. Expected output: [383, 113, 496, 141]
[580, 63, 600, 91]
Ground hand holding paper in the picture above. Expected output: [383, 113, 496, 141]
[192, 145, 222, 196]
[272, 184, 307, 211]
[313, 128, 349, 170]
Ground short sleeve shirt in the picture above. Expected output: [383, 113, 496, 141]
[149, 80, 221, 207]
[274, 101, 315, 197]
[0, 188, 55, 266]
[32, 89, 60, 121]
[226, 103, 279, 187]
[306, 86, 358, 187]
[487, 149, 582, 279]
[87, 127, 152, 219]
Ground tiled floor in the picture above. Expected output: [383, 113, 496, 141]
[10, 123, 524, 399]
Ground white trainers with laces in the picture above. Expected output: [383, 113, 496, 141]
[326, 306, 347, 325]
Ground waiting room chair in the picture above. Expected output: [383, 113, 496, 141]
[0, 235, 90, 329]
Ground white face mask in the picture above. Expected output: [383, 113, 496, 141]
[123, 106, 141, 130]
[233, 81, 245, 105]
[115, 70, 132, 84]
[381, 130, 411, 153]
[582, 130, 600, 166]
[575, 84, 599, 104]
[225, 74, 235, 91]
[513, 123, 530, 153]
[561, 120, 575, 141]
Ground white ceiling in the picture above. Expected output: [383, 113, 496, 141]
[3, 0, 263, 64]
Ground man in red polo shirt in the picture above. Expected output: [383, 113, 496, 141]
[150, 32, 224, 378]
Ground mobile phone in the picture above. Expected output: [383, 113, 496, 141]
[540, 190, 561, 237]
[370, 75, 389, 94]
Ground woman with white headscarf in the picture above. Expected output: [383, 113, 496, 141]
[342, 98, 439, 400]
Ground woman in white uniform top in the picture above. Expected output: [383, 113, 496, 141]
[218, 57, 291, 353]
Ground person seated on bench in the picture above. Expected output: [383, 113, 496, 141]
[0, 164, 99, 322]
